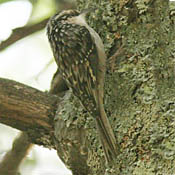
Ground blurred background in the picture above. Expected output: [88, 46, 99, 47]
[0, 0, 75, 174]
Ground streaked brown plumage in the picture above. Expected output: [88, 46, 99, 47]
[47, 9, 118, 162]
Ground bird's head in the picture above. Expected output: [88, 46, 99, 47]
[47, 9, 94, 33]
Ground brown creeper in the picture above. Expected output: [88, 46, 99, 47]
[47, 9, 118, 162]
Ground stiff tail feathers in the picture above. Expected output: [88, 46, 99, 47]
[95, 109, 118, 162]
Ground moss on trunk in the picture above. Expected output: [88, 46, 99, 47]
[54, 0, 175, 174]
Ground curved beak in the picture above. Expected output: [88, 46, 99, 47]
[80, 8, 96, 15]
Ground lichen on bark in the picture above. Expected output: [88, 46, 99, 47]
[53, 0, 175, 174]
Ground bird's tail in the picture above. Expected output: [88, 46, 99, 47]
[95, 105, 118, 163]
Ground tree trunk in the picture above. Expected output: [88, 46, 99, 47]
[0, 0, 175, 174]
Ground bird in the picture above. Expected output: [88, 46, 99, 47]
[47, 9, 118, 162]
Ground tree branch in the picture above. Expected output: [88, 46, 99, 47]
[0, 132, 32, 175]
[0, 71, 66, 175]
[0, 18, 49, 51]
[0, 77, 59, 147]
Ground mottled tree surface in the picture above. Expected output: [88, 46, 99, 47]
[0, 0, 175, 175]
[55, 0, 175, 174]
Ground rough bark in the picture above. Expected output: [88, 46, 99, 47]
[0, 78, 58, 147]
[74, 0, 175, 174]
[53, 0, 175, 173]
[0, 0, 175, 174]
